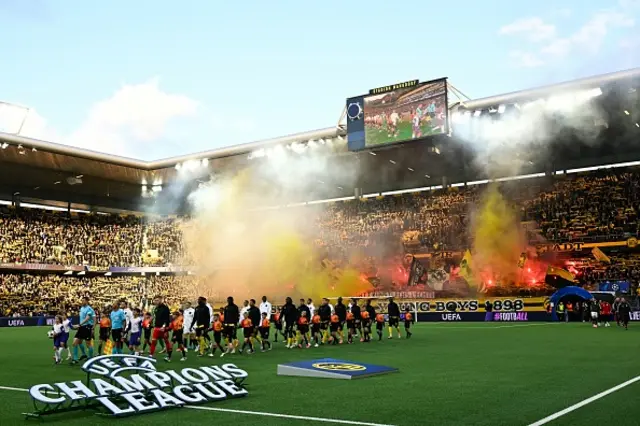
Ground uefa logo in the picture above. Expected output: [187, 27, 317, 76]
[312, 362, 366, 372]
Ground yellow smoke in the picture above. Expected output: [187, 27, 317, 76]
[179, 169, 371, 305]
[471, 185, 524, 286]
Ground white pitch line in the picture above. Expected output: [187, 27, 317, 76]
[186, 405, 396, 426]
[0, 386, 28, 392]
[528, 375, 640, 426]
[0, 385, 395, 426]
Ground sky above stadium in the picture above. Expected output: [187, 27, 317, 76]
[0, 0, 639, 160]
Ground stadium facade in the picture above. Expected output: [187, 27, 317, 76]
[1, 67, 639, 214]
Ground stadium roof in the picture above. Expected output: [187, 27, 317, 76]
[1, 67, 640, 212]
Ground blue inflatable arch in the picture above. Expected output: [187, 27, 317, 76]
[549, 286, 593, 321]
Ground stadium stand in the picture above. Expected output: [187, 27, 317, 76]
[1, 167, 640, 315]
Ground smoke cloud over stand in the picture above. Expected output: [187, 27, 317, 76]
[178, 146, 372, 304]
[455, 87, 606, 287]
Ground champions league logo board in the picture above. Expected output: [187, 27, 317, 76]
[277, 358, 398, 380]
[25, 355, 248, 418]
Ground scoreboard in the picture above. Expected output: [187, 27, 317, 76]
[346, 78, 449, 151]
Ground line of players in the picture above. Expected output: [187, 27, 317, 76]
[146, 295, 415, 361]
[365, 102, 440, 139]
[52, 295, 415, 364]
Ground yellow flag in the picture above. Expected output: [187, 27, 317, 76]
[103, 339, 113, 355]
[591, 247, 611, 264]
[517, 252, 527, 269]
[546, 266, 575, 282]
[459, 250, 477, 289]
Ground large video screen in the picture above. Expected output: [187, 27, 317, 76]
[363, 79, 447, 148]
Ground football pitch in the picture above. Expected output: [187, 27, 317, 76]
[364, 122, 441, 147]
[0, 322, 638, 425]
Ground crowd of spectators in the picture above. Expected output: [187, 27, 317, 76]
[522, 171, 640, 243]
[0, 274, 197, 316]
[1, 170, 638, 269]
[0, 208, 143, 267]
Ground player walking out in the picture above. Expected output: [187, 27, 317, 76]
[149, 296, 173, 362]
[387, 297, 402, 339]
[190, 297, 211, 356]
[280, 297, 298, 348]
[182, 302, 196, 351]
[223, 297, 240, 354]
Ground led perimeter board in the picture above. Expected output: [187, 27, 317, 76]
[346, 78, 448, 151]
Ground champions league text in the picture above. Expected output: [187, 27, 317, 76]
[27, 355, 248, 417]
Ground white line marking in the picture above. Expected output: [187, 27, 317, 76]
[0, 386, 28, 392]
[187, 405, 395, 425]
[0, 385, 394, 426]
[528, 375, 640, 426]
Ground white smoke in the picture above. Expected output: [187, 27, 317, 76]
[452, 87, 606, 176]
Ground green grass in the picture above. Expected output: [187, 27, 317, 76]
[0, 323, 639, 425]
[364, 121, 441, 147]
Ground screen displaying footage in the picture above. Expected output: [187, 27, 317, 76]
[363, 79, 447, 147]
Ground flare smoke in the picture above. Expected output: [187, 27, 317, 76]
[178, 146, 372, 303]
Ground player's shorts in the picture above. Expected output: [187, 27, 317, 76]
[195, 326, 208, 338]
[338, 321, 345, 330]
[274, 322, 282, 330]
[53, 334, 65, 348]
[213, 331, 222, 344]
[260, 328, 269, 340]
[59, 332, 69, 345]
[320, 321, 329, 330]
[388, 316, 400, 327]
[99, 328, 110, 341]
[75, 325, 93, 341]
[298, 325, 309, 335]
[151, 327, 166, 341]
[362, 320, 371, 330]
[111, 328, 123, 342]
[376, 322, 384, 330]
[346, 320, 355, 330]
[355, 319, 362, 328]
[404, 321, 411, 329]
[223, 324, 237, 340]
[129, 331, 141, 346]
[330, 322, 339, 332]
[143, 329, 151, 340]
[590, 312, 598, 319]
[243, 327, 253, 339]
[172, 330, 184, 344]
[312, 324, 320, 334]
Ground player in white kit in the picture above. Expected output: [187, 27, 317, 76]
[182, 301, 196, 351]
